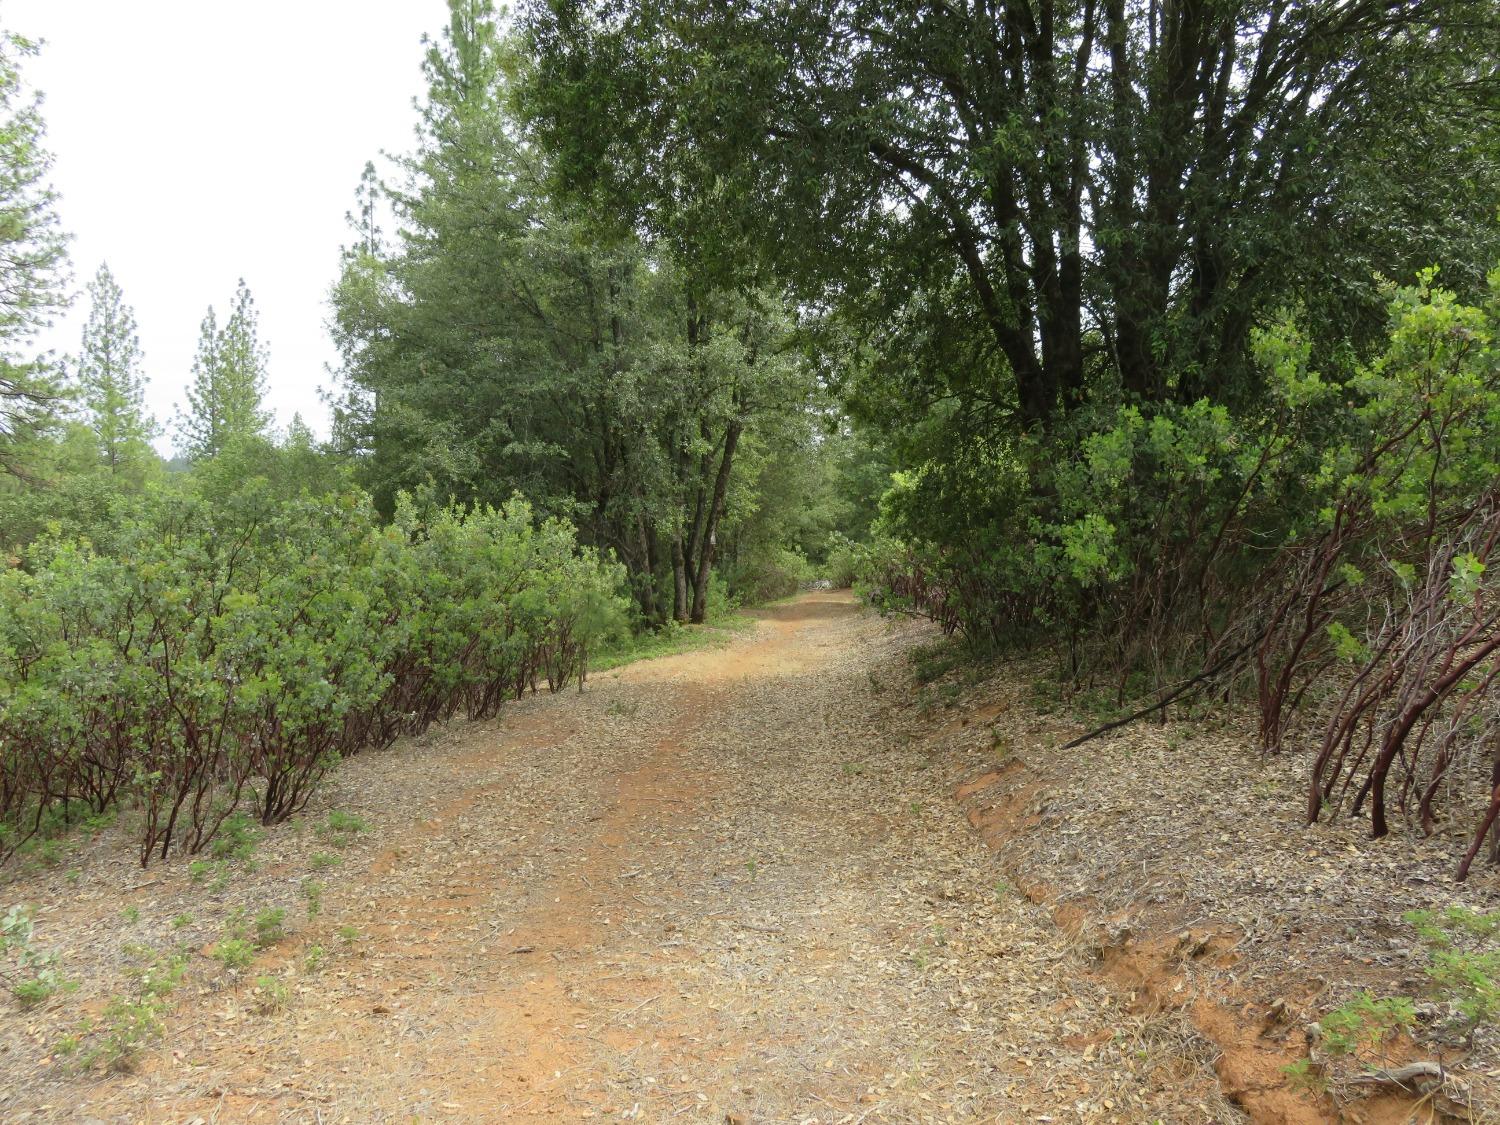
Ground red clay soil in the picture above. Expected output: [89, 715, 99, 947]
[954, 755, 1469, 1125]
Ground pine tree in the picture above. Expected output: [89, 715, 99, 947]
[282, 411, 316, 450]
[178, 279, 271, 459]
[0, 27, 69, 479]
[75, 263, 154, 474]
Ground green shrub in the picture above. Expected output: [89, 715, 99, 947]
[210, 814, 260, 863]
[823, 533, 860, 588]
[12, 976, 62, 1007]
[94, 995, 165, 1072]
[66, 946, 186, 1073]
[857, 269, 1500, 863]
[1281, 1058, 1328, 1096]
[324, 810, 368, 835]
[730, 545, 814, 604]
[0, 481, 628, 868]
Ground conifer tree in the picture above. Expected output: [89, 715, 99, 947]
[0, 27, 69, 479]
[283, 411, 316, 449]
[75, 263, 154, 474]
[178, 279, 271, 459]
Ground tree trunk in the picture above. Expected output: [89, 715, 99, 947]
[689, 418, 742, 624]
[638, 513, 661, 624]
[634, 515, 659, 624]
[671, 533, 689, 623]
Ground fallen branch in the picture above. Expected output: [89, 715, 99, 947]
[1349, 1061, 1447, 1089]
[732, 921, 784, 934]
[1061, 634, 1260, 751]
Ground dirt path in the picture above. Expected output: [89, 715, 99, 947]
[3, 592, 1235, 1124]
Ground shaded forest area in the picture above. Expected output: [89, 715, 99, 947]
[524, 0, 1500, 876]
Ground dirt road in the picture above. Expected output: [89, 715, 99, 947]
[3, 592, 1232, 1123]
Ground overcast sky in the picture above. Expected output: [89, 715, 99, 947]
[9, 0, 449, 451]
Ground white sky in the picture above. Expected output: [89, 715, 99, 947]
[9, 0, 449, 452]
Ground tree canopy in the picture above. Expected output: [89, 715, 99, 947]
[525, 0, 1500, 429]
[332, 0, 825, 622]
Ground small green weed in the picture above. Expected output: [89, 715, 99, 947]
[131, 950, 188, 1001]
[1404, 906, 1500, 1039]
[301, 880, 323, 919]
[36, 838, 66, 867]
[2, 905, 71, 1008]
[910, 641, 964, 685]
[210, 812, 261, 865]
[187, 857, 233, 891]
[309, 851, 343, 870]
[92, 995, 165, 1072]
[12, 977, 66, 1007]
[326, 810, 368, 834]
[213, 938, 255, 973]
[78, 947, 186, 1073]
[253, 974, 291, 1015]
[320, 810, 369, 848]
[303, 944, 327, 973]
[119, 940, 155, 963]
[254, 908, 286, 948]
[1282, 1058, 1328, 1095]
[1319, 991, 1415, 1056]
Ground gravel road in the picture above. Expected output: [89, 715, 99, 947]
[1, 591, 1235, 1124]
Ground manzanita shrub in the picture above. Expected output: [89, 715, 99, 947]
[0, 482, 627, 866]
[859, 268, 1500, 876]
